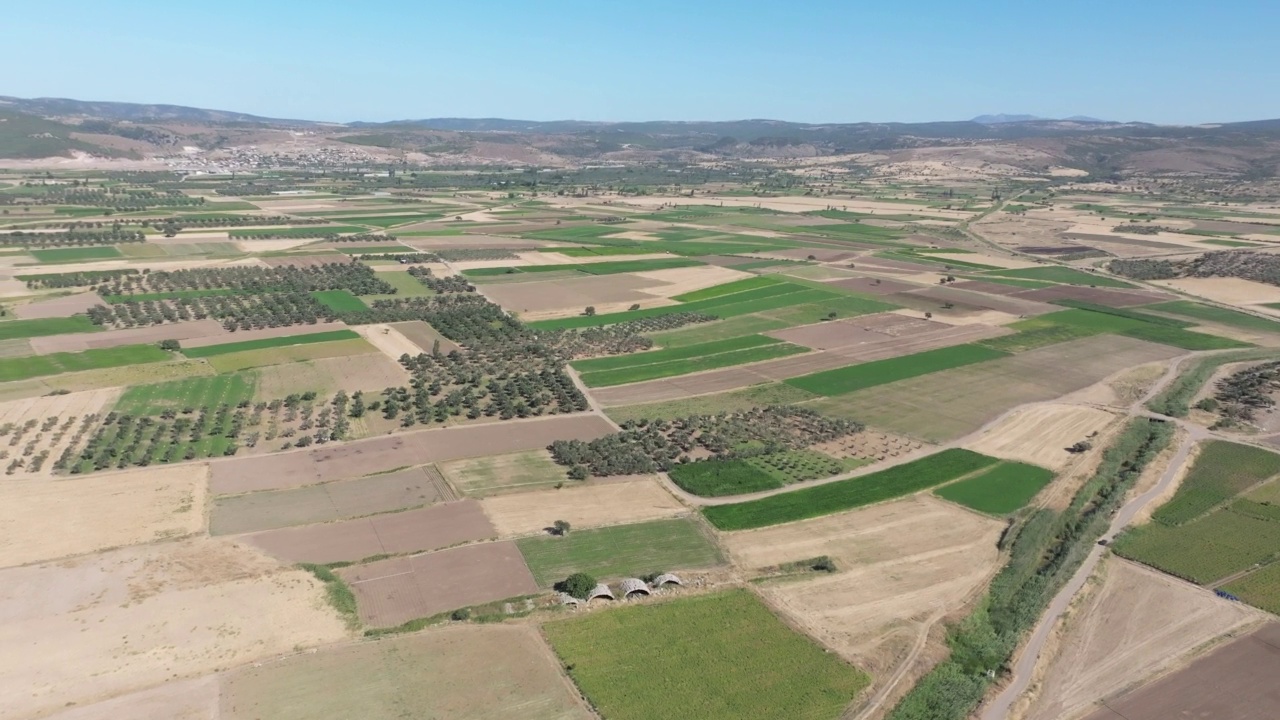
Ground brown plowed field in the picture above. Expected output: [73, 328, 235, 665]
[479, 274, 660, 313]
[902, 285, 1059, 316]
[1027, 559, 1261, 720]
[339, 541, 539, 627]
[29, 319, 226, 354]
[209, 414, 615, 494]
[181, 320, 349, 348]
[766, 312, 947, 349]
[1011, 285, 1175, 307]
[12, 291, 105, 319]
[211, 464, 455, 535]
[480, 477, 684, 537]
[242, 500, 496, 564]
[1082, 623, 1280, 720]
[827, 276, 921, 295]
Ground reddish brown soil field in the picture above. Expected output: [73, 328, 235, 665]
[208, 414, 615, 494]
[261, 254, 354, 267]
[181, 320, 349, 348]
[211, 465, 456, 535]
[242, 500, 496, 564]
[339, 541, 539, 627]
[12, 292, 105, 319]
[1083, 623, 1280, 720]
[1012, 284, 1176, 307]
[827, 276, 921, 295]
[772, 248, 859, 262]
[1194, 220, 1280, 234]
[902, 285, 1058, 316]
[29, 319, 227, 354]
[949, 280, 1035, 296]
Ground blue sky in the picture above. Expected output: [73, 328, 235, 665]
[3, 1, 1277, 124]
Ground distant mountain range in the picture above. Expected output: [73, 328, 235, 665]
[972, 114, 1109, 124]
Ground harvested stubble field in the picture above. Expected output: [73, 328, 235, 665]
[338, 540, 539, 627]
[441, 449, 569, 497]
[242, 500, 495, 564]
[966, 403, 1116, 471]
[480, 273, 667, 314]
[480, 477, 683, 536]
[515, 517, 723, 587]
[811, 335, 1182, 443]
[255, 352, 410, 399]
[0, 358, 214, 402]
[1081, 623, 1280, 720]
[211, 464, 457, 535]
[0, 538, 348, 720]
[603, 382, 818, 424]
[178, 320, 351, 349]
[544, 589, 869, 720]
[1025, 559, 1262, 720]
[210, 414, 615, 494]
[389, 319, 461, 353]
[220, 624, 591, 720]
[205, 338, 377, 373]
[726, 496, 1002, 681]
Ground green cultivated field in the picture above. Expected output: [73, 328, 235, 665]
[704, 449, 1001, 530]
[934, 461, 1055, 515]
[1029, 308, 1248, 351]
[0, 315, 99, 340]
[114, 373, 257, 415]
[543, 590, 869, 720]
[1151, 441, 1280, 525]
[0, 343, 171, 382]
[1146, 300, 1280, 335]
[669, 459, 783, 496]
[183, 329, 360, 358]
[310, 289, 369, 312]
[786, 345, 1008, 396]
[672, 275, 783, 302]
[573, 334, 780, 373]
[29, 246, 123, 262]
[981, 266, 1136, 288]
[515, 517, 722, 587]
[1113, 504, 1280, 584]
[647, 315, 791, 347]
[576, 335, 807, 387]
[364, 270, 432, 298]
[467, 258, 700, 277]
[1223, 562, 1280, 614]
[605, 383, 818, 424]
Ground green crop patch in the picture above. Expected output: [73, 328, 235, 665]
[647, 315, 791, 347]
[704, 448, 1001, 530]
[465, 258, 702, 277]
[574, 334, 782, 373]
[1151, 441, 1280, 525]
[515, 517, 722, 587]
[114, 373, 258, 415]
[981, 266, 1137, 288]
[669, 459, 784, 497]
[1223, 562, 1280, 614]
[526, 283, 833, 330]
[1146, 300, 1280, 335]
[0, 343, 171, 382]
[182, 329, 360, 358]
[785, 344, 1008, 396]
[672, 276, 784, 302]
[934, 461, 1055, 515]
[0, 315, 99, 340]
[311, 290, 369, 312]
[543, 590, 868, 720]
[1113, 503, 1280, 585]
[578, 343, 807, 387]
[29, 246, 123, 262]
[231, 225, 367, 237]
[1031, 308, 1249, 351]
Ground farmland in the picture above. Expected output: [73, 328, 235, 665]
[543, 590, 869, 720]
[1150, 441, 1280, 525]
[181, 328, 361, 357]
[933, 460, 1055, 515]
[0, 343, 170, 381]
[785, 344, 1008, 396]
[515, 517, 722, 587]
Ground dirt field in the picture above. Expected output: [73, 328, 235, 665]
[480, 274, 663, 314]
[39, 676, 218, 720]
[765, 311, 949, 349]
[0, 538, 347, 720]
[0, 386, 118, 478]
[29, 319, 226, 353]
[12, 291, 105, 319]
[1154, 277, 1280, 306]
[221, 624, 590, 720]
[901, 285, 1060, 316]
[1012, 285, 1175, 307]
[181, 320, 349, 348]
[212, 464, 457, 535]
[826, 276, 922, 295]
[968, 404, 1118, 471]
[724, 496, 1003, 683]
[209, 414, 615, 494]
[0, 464, 206, 567]
[480, 477, 685, 537]
[254, 352, 410, 399]
[338, 541, 539, 627]
[353, 323, 426, 363]
[1024, 559, 1261, 720]
[242, 500, 496, 564]
[631, 265, 754, 297]
[814, 430, 926, 462]
[390, 319, 462, 353]
[441, 449, 570, 496]
[1081, 622, 1280, 720]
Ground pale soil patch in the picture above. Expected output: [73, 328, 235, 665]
[255, 352, 410, 399]
[968, 404, 1117, 471]
[181, 320, 349, 349]
[0, 464, 206, 567]
[353, 323, 423, 363]
[631, 265, 755, 297]
[1022, 559, 1261, 720]
[11, 291, 104, 319]
[726, 496, 1002, 683]
[221, 624, 590, 720]
[606, 230, 663, 241]
[29, 319, 226, 354]
[233, 238, 314, 252]
[0, 386, 119, 478]
[480, 477, 684, 537]
[389, 320, 461, 354]
[1154, 277, 1280, 306]
[0, 538, 347, 720]
[40, 676, 218, 720]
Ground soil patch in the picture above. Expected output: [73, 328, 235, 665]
[41, 676, 218, 720]
[480, 477, 684, 537]
[902, 285, 1059, 316]
[390, 320, 461, 353]
[29, 319, 226, 354]
[181, 321, 349, 349]
[967, 404, 1117, 471]
[12, 292, 105, 319]
[0, 386, 120, 479]
[827, 276, 921, 295]
[1011, 284, 1175, 307]
[353, 323, 425, 363]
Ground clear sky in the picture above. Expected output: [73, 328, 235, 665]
[3, 0, 1278, 125]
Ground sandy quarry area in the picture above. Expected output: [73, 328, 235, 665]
[1022, 559, 1262, 720]
[967, 404, 1118, 471]
[480, 477, 685, 537]
[0, 538, 348, 720]
[1154, 277, 1280, 306]
[723, 496, 1002, 679]
[353, 323, 424, 363]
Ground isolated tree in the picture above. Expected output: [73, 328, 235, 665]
[629, 303, 641, 311]
[925, 312, 933, 319]
[157, 339, 181, 351]
[552, 519, 571, 536]
[555, 572, 597, 600]
[583, 306, 596, 317]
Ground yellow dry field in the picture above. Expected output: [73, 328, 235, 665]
[967, 404, 1118, 470]
[255, 353, 410, 398]
[0, 387, 120, 478]
[723, 496, 1003, 677]
[1154, 277, 1280, 306]
[631, 265, 756, 297]
[0, 538, 347, 720]
[0, 360, 214, 403]
[1022, 559, 1261, 720]
[0, 464, 207, 568]
[206, 339, 377, 373]
[353, 323, 425, 362]
[480, 477, 685, 537]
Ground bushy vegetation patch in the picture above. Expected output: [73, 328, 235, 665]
[115, 373, 257, 415]
[311, 289, 369, 312]
[1147, 348, 1280, 416]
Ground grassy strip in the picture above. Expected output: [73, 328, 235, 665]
[299, 563, 359, 630]
[310, 289, 369, 312]
[0, 315, 99, 340]
[1113, 502, 1280, 585]
[0, 343, 171, 382]
[1146, 300, 1280, 335]
[980, 266, 1137, 288]
[466, 258, 701, 277]
[785, 345, 1009, 397]
[703, 449, 1000, 531]
[1147, 348, 1280, 417]
[934, 461, 1056, 515]
[182, 329, 360, 358]
[671, 275, 783, 303]
[579, 342, 807, 387]
[515, 518, 723, 587]
[1151, 441, 1280, 525]
[889, 419, 1173, 719]
[29, 246, 123, 262]
[573, 334, 781, 373]
[1050, 299, 1193, 327]
[115, 372, 257, 415]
